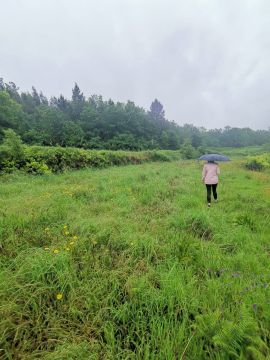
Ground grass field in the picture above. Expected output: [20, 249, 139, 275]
[1, 158, 270, 359]
[210, 146, 266, 158]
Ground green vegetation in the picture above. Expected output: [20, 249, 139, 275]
[1, 78, 270, 150]
[245, 153, 270, 171]
[0, 129, 179, 174]
[210, 146, 267, 158]
[1, 156, 270, 359]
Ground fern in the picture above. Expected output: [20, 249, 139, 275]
[213, 309, 268, 358]
[194, 310, 222, 339]
[193, 308, 269, 358]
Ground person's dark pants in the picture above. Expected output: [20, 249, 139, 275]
[205, 184, 218, 203]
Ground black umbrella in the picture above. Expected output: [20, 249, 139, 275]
[198, 153, 230, 162]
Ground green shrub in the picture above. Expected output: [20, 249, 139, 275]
[197, 146, 209, 156]
[146, 151, 170, 162]
[245, 159, 265, 171]
[0, 129, 26, 172]
[245, 154, 270, 171]
[0, 144, 175, 175]
[2, 129, 25, 161]
[0, 158, 17, 173]
[181, 141, 198, 159]
[23, 161, 51, 175]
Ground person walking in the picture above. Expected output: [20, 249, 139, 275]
[202, 161, 220, 207]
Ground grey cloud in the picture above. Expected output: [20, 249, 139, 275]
[0, 0, 269, 129]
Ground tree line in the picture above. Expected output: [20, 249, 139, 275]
[0, 78, 269, 150]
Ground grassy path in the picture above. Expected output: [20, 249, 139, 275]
[1, 160, 270, 359]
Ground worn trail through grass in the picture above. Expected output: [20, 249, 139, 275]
[1, 160, 270, 359]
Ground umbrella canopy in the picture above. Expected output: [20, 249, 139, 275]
[198, 153, 230, 162]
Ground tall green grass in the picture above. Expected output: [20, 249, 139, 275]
[1, 159, 270, 359]
[210, 146, 266, 158]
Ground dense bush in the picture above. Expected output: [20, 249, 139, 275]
[23, 160, 51, 175]
[179, 142, 208, 160]
[1, 146, 175, 175]
[245, 154, 270, 171]
[180, 141, 198, 159]
[0, 132, 174, 175]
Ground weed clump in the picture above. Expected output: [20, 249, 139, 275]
[233, 213, 257, 231]
[185, 214, 213, 240]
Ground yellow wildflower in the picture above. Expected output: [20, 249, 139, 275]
[44, 247, 50, 251]
[64, 231, 70, 236]
[73, 236, 78, 240]
[53, 249, 59, 254]
[44, 227, 50, 232]
[69, 241, 74, 245]
[63, 225, 68, 229]
[65, 247, 71, 251]
[56, 293, 63, 300]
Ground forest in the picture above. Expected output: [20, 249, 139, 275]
[1, 78, 270, 150]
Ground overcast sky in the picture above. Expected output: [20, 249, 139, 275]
[1, 0, 270, 129]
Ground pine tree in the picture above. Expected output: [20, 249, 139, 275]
[31, 87, 41, 106]
[149, 99, 165, 122]
[71, 83, 85, 120]
[72, 83, 85, 102]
